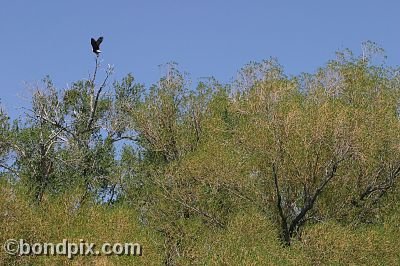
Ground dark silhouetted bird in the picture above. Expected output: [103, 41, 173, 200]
[91, 36, 103, 55]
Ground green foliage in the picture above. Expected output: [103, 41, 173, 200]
[0, 181, 163, 265]
[1, 44, 400, 264]
[0, 105, 11, 174]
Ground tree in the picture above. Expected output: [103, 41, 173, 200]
[0, 104, 13, 177]
[14, 60, 123, 204]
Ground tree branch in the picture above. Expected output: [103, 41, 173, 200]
[152, 176, 225, 228]
[272, 162, 290, 245]
[87, 62, 112, 132]
[0, 163, 19, 177]
[288, 159, 339, 237]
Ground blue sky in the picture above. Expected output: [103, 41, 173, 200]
[1, 1, 400, 118]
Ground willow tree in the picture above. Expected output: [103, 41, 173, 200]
[228, 49, 400, 245]
[12, 60, 125, 204]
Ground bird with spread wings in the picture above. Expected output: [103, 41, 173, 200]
[91, 37, 104, 56]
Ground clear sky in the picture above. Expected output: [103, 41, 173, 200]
[1, 1, 400, 118]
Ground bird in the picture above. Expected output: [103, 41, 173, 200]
[91, 36, 103, 55]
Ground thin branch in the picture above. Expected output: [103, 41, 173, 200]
[110, 135, 139, 143]
[152, 176, 224, 228]
[91, 56, 99, 85]
[27, 112, 83, 146]
[223, 185, 259, 205]
[0, 163, 19, 177]
[87, 64, 112, 131]
[358, 163, 400, 203]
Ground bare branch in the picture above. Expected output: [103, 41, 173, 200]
[87, 63, 113, 131]
[27, 112, 83, 145]
[0, 163, 19, 177]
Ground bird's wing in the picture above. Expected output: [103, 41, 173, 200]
[91, 38, 98, 49]
[97, 37, 104, 46]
